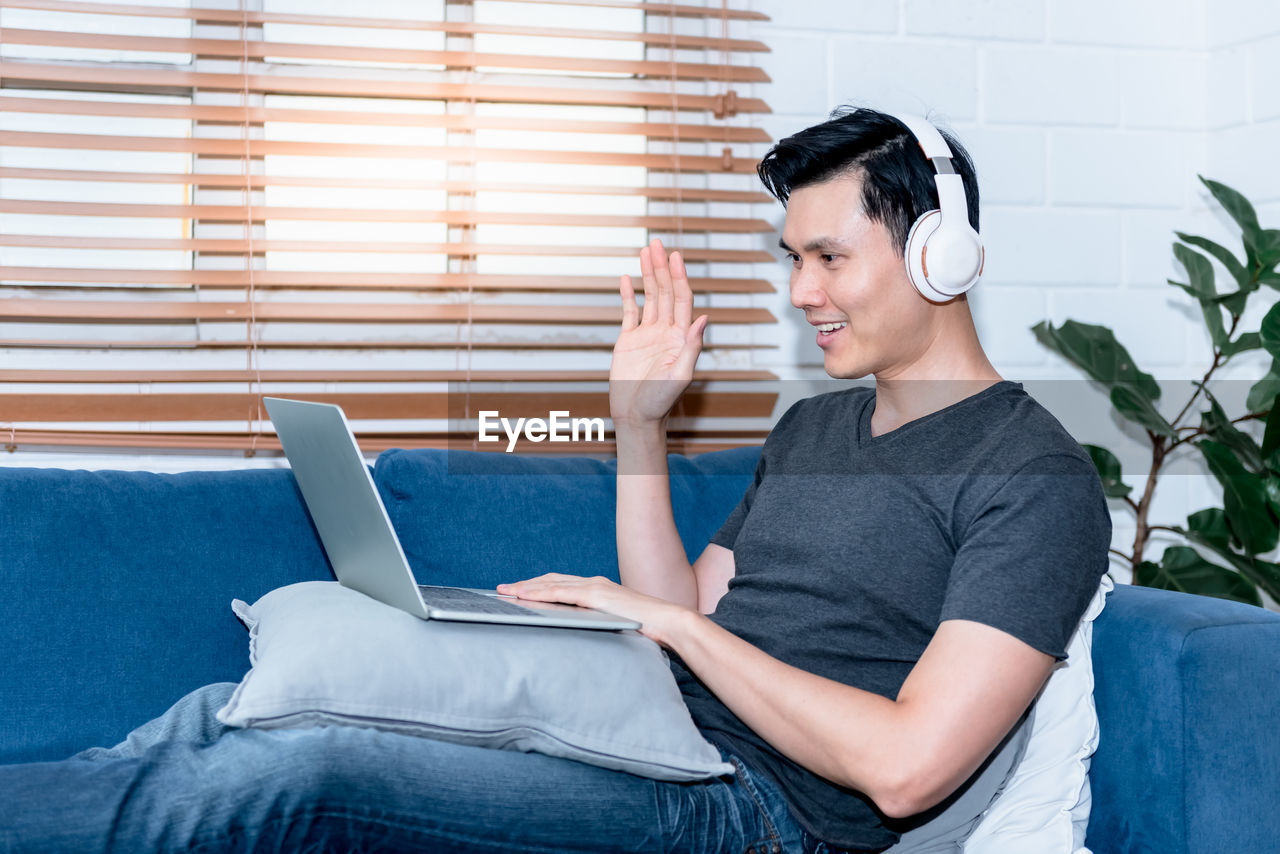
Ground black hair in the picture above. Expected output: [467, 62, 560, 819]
[756, 106, 980, 258]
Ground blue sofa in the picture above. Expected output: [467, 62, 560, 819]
[1, 447, 1277, 853]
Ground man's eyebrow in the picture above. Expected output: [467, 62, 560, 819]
[778, 237, 851, 254]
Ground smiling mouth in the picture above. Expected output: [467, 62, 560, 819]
[815, 321, 847, 337]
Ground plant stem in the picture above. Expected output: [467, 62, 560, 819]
[1130, 313, 1240, 571]
[1131, 434, 1168, 572]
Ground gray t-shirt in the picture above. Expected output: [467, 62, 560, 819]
[669, 380, 1112, 850]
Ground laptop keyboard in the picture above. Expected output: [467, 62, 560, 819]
[418, 586, 536, 616]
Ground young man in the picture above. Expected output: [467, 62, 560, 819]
[499, 107, 1111, 850]
[2, 108, 1109, 854]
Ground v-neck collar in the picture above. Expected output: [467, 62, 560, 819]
[857, 381, 1022, 448]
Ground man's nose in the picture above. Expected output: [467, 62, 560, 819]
[789, 266, 825, 310]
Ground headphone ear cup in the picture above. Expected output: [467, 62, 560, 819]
[904, 210, 984, 303]
[904, 210, 945, 302]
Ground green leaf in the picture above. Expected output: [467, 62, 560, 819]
[1247, 360, 1280, 412]
[1173, 243, 1217, 299]
[1200, 176, 1262, 255]
[1032, 320, 1161, 400]
[1261, 269, 1280, 292]
[1263, 393, 1280, 462]
[1110, 384, 1177, 437]
[1135, 546, 1261, 605]
[1218, 288, 1251, 318]
[1261, 302, 1280, 361]
[1084, 444, 1132, 498]
[1198, 439, 1280, 555]
[1174, 232, 1248, 288]
[1222, 332, 1261, 357]
[1180, 526, 1280, 604]
[1172, 244, 1232, 346]
[1256, 229, 1280, 268]
[1187, 507, 1234, 550]
[1266, 476, 1280, 520]
[1200, 393, 1265, 472]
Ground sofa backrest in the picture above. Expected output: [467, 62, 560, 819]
[0, 467, 333, 764]
[373, 447, 758, 588]
[1088, 583, 1280, 854]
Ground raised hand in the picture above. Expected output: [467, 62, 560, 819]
[609, 238, 709, 427]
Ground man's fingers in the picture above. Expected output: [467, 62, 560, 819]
[638, 244, 656, 325]
[619, 274, 640, 330]
[649, 237, 675, 325]
[673, 314, 708, 378]
[671, 250, 693, 329]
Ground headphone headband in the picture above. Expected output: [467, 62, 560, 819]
[884, 110, 984, 301]
[891, 112, 957, 163]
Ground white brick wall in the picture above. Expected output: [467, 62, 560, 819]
[749, 0, 1280, 584]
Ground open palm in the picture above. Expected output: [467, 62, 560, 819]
[609, 238, 709, 426]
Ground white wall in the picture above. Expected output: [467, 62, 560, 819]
[749, 0, 1280, 583]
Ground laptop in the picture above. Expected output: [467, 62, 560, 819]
[264, 397, 641, 631]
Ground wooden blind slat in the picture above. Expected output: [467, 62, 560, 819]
[0, 97, 772, 144]
[0, 0, 770, 31]
[1, 29, 770, 83]
[0, 369, 778, 383]
[0, 299, 777, 325]
[0, 61, 772, 113]
[0, 165, 774, 203]
[0, 338, 772, 351]
[0, 390, 778, 421]
[0, 130, 761, 174]
[0, 234, 777, 264]
[0, 268, 775, 293]
[0, 200, 773, 233]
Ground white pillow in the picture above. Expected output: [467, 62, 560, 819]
[216, 581, 734, 781]
[963, 574, 1113, 853]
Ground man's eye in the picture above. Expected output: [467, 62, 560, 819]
[785, 254, 800, 265]
[820, 254, 837, 264]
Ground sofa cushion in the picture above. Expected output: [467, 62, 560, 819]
[216, 580, 735, 781]
[373, 447, 759, 589]
[0, 467, 332, 764]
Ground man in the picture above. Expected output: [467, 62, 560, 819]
[3, 107, 1109, 854]
[500, 107, 1110, 851]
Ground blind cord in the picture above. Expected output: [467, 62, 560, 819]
[241, 0, 263, 456]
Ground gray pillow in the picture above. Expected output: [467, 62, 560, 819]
[216, 581, 734, 781]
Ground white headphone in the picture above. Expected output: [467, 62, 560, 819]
[887, 112, 984, 303]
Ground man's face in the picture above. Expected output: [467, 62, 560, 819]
[781, 173, 934, 380]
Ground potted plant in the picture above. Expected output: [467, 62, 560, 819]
[1033, 177, 1280, 606]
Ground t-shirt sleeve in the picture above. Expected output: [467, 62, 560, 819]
[939, 452, 1112, 661]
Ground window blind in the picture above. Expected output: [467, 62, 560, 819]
[0, 0, 778, 456]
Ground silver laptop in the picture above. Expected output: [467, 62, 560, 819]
[264, 397, 640, 631]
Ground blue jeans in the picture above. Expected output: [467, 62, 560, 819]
[2, 683, 1024, 853]
[0, 683, 859, 854]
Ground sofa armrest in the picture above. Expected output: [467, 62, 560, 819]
[1086, 584, 1280, 854]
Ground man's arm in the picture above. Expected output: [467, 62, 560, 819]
[499, 566, 1054, 820]
[661, 612, 1053, 818]
[610, 238, 713, 610]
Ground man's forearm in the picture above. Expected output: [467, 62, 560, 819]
[661, 609, 913, 815]
[614, 419, 698, 610]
